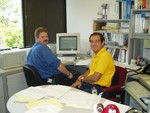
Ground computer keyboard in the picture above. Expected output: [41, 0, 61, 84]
[75, 58, 92, 66]
[126, 81, 150, 98]
[57, 56, 75, 62]
[138, 74, 150, 90]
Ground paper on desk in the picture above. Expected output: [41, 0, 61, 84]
[15, 87, 48, 99]
[25, 103, 63, 113]
[26, 98, 63, 110]
[75, 59, 91, 66]
[15, 96, 37, 103]
[114, 61, 141, 71]
[125, 65, 141, 71]
[44, 85, 71, 98]
[15, 85, 71, 103]
[59, 90, 101, 109]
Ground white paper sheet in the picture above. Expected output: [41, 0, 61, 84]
[59, 90, 101, 109]
[15, 85, 71, 100]
[44, 85, 71, 98]
[25, 103, 63, 113]
[15, 87, 49, 99]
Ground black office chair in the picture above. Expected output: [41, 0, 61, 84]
[23, 64, 51, 87]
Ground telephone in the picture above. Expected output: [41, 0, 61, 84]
[142, 64, 150, 75]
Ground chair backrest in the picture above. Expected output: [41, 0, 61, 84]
[23, 64, 46, 86]
[115, 66, 127, 89]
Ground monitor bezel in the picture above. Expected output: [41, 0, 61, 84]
[56, 33, 80, 55]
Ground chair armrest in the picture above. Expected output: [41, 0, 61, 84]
[102, 85, 121, 93]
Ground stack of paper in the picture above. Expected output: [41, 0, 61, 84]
[15, 85, 71, 100]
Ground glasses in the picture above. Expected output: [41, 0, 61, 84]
[89, 40, 101, 44]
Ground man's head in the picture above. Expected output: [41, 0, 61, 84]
[89, 32, 105, 54]
[34, 27, 49, 45]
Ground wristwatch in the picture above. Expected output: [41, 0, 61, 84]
[68, 73, 73, 79]
[78, 75, 84, 82]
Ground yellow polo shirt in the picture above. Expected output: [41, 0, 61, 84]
[88, 48, 115, 87]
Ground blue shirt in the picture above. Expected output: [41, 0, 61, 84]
[27, 42, 61, 79]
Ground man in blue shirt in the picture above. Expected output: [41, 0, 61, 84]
[27, 27, 77, 85]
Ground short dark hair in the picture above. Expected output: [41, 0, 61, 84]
[34, 27, 48, 37]
[89, 32, 105, 42]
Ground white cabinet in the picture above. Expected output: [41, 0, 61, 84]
[0, 67, 28, 113]
[93, 19, 131, 64]
[0, 76, 6, 113]
[7, 72, 28, 97]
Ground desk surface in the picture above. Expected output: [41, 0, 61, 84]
[7, 85, 130, 113]
[0, 67, 22, 76]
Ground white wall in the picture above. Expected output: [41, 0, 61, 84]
[66, 0, 117, 54]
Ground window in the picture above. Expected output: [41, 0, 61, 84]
[0, 0, 23, 48]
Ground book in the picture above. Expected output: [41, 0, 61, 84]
[134, 0, 140, 9]
[122, 1, 127, 19]
[126, 0, 132, 19]
[142, 0, 147, 8]
[113, 48, 120, 60]
[119, 1, 122, 19]
[149, 0, 150, 8]
[111, 48, 116, 58]
[120, 49, 126, 63]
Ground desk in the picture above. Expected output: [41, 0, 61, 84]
[125, 81, 150, 112]
[7, 85, 130, 113]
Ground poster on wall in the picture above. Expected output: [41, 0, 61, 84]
[143, 48, 150, 60]
[143, 40, 150, 60]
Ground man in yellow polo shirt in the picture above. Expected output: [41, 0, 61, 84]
[71, 32, 115, 94]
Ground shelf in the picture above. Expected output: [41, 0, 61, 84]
[94, 30, 129, 34]
[116, 0, 134, 2]
[93, 19, 130, 64]
[132, 9, 150, 14]
[105, 45, 128, 50]
[132, 33, 150, 39]
[129, 9, 150, 63]
[94, 19, 129, 23]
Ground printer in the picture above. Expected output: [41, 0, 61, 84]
[0, 48, 29, 69]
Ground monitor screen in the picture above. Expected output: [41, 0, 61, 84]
[56, 33, 80, 55]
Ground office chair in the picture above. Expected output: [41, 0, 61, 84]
[102, 66, 127, 103]
[23, 64, 51, 87]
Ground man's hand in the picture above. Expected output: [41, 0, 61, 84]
[68, 73, 73, 79]
[71, 80, 82, 88]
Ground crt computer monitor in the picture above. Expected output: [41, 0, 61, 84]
[56, 33, 80, 56]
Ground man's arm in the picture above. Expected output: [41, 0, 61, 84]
[71, 69, 90, 88]
[57, 63, 73, 79]
[71, 70, 102, 88]
[81, 72, 102, 83]
[81, 69, 90, 78]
